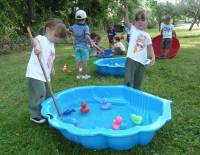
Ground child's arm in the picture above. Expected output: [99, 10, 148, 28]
[172, 30, 176, 38]
[147, 45, 155, 66]
[122, 5, 131, 30]
[66, 28, 73, 35]
[86, 35, 103, 52]
[113, 28, 116, 36]
[160, 23, 164, 35]
[161, 29, 163, 35]
[32, 38, 42, 55]
[86, 34, 95, 47]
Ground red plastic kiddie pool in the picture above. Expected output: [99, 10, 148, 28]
[152, 35, 180, 58]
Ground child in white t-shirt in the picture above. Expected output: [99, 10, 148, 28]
[160, 15, 176, 58]
[123, 5, 155, 89]
[26, 18, 67, 124]
[113, 36, 126, 55]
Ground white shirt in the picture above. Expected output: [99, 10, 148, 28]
[114, 42, 126, 51]
[26, 35, 55, 82]
[127, 25, 152, 64]
[161, 23, 174, 38]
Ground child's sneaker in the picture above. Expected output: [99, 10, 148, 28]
[76, 75, 82, 79]
[82, 74, 91, 79]
[30, 117, 46, 124]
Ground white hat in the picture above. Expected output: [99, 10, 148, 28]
[75, 10, 87, 19]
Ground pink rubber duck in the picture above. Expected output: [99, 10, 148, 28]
[112, 116, 122, 130]
[80, 101, 89, 113]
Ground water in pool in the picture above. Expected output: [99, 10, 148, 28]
[60, 98, 159, 130]
[106, 59, 125, 67]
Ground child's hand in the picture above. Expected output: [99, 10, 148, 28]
[97, 48, 104, 54]
[66, 29, 72, 35]
[150, 57, 155, 66]
[33, 38, 41, 55]
[34, 46, 41, 55]
[90, 41, 96, 48]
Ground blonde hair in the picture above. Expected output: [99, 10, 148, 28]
[45, 18, 67, 38]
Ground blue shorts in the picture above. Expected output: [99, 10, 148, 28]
[161, 38, 172, 49]
[75, 47, 89, 62]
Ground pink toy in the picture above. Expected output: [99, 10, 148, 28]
[112, 116, 122, 130]
[80, 101, 89, 113]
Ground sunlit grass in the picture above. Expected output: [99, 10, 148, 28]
[0, 28, 200, 155]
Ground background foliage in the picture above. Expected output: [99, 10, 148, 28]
[0, 0, 199, 54]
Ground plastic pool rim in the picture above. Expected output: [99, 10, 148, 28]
[42, 85, 172, 137]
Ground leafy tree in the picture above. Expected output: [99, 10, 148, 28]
[145, 0, 165, 30]
[145, 0, 181, 31]
[179, 0, 200, 30]
[0, 0, 27, 54]
[0, 0, 143, 51]
[0, 0, 25, 40]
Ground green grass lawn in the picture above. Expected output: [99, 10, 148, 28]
[0, 28, 200, 155]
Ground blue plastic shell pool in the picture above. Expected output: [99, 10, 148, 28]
[41, 85, 172, 151]
[94, 57, 151, 76]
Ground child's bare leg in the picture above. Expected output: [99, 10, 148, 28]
[160, 48, 165, 56]
[75, 61, 81, 75]
[82, 61, 90, 79]
[82, 61, 88, 75]
[164, 49, 169, 57]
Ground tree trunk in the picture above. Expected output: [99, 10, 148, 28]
[189, 19, 196, 31]
[158, 21, 162, 32]
[27, 0, 34, 25]
[189, 9, 199, 31]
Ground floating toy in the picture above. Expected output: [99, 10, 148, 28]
[41, 85, 172, 150]
[63, 109, 76, 115]
[101, 98, 111, 109]
[152, 35, 180, 58]
[80, 101, 89, 113]
[131, 114, 143, 125]
[112, 116, 122, 130]
[63, 64, 71, 72]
